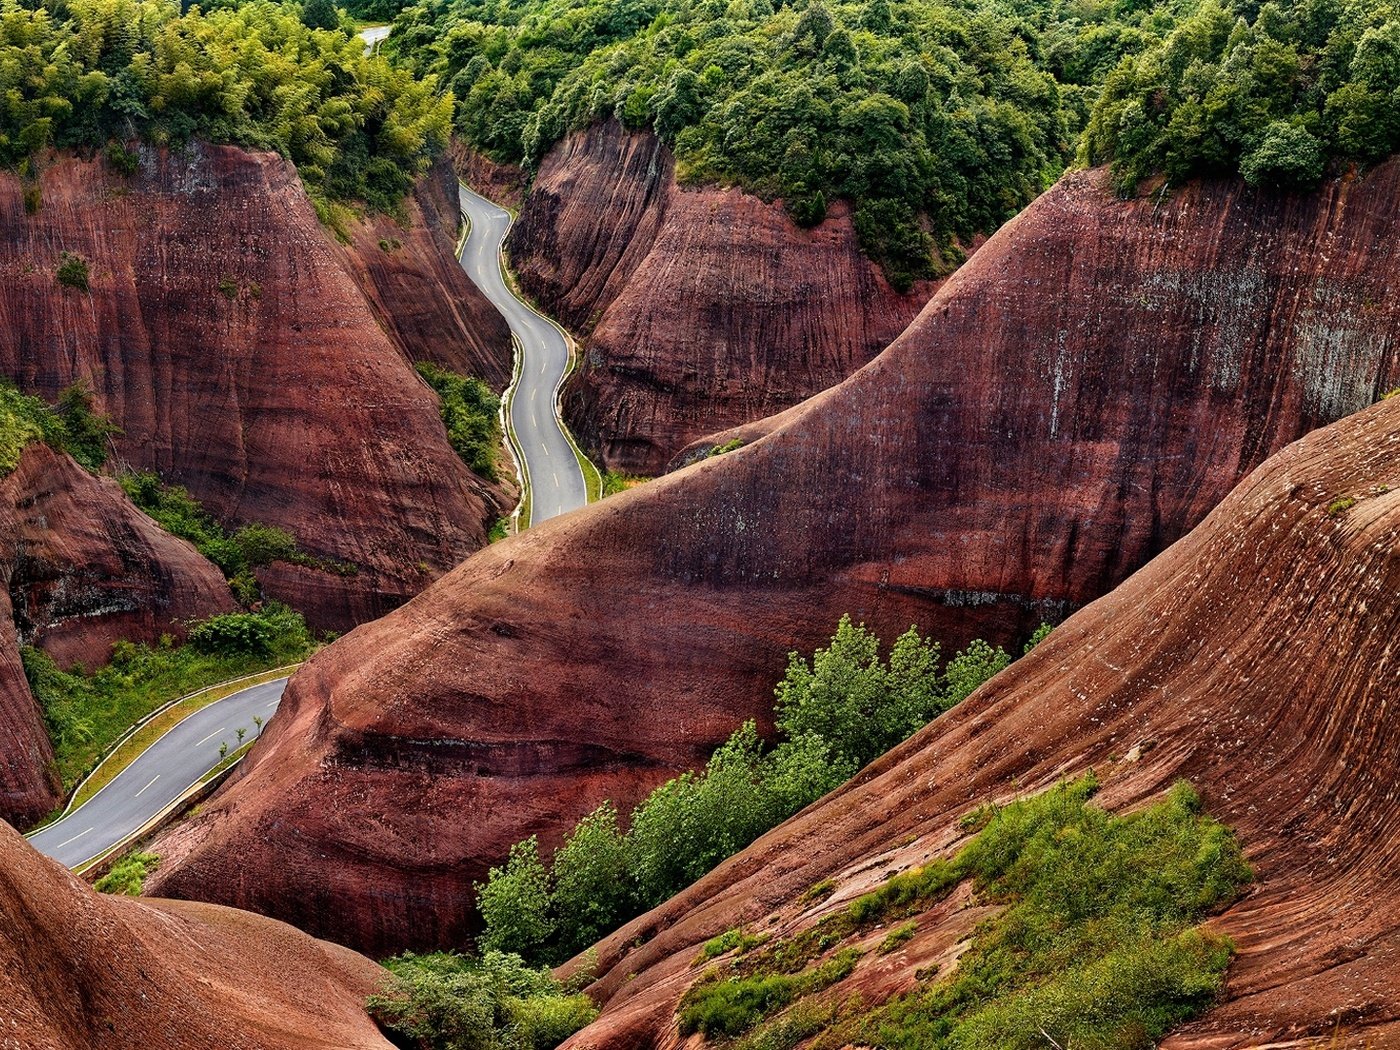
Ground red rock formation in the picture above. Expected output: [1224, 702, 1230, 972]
[450, 141, 527, 211]
[506, 120, 937, 474]
[0, 443, 235, 827]
[555, 393, 1400, 1049]
[2, 444, 235, 670]
[0, 143, 512, 632]
[0, 820, 393, 1049]
[337, 156, 512, 386]
[149, 163, 1400, 956]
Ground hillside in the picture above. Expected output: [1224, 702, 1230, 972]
[147, 159, 1400, 955]
[0, 820, 393, 1049]
[556, 387, 1400, 1049]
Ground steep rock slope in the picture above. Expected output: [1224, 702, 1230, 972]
[506, 121, 936, 474]
[149, 163, 1400, 954]
[338, 156, 512, 386]
[0, 443, 234, 827]
[0, 144, 511, 631]
[558, 392, 1400, 1050]
[0, 820, 393, 1049]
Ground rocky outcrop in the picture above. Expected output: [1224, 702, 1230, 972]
[2, 444, 235, 670]
[0, 143, 512, 632]
[506, 121, 937, 474]
[558, 393, 1400, 1049]
[338, 156, 512, 386]
[0, 443, 235, 827]
[0, 820, 393, 1049]
[450, 141, 527, 211]
[149, 162, 1400, 955]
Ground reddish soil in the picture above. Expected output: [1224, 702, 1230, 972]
[0, 820, 393, 1049]
[0, 143, 513, 632]
[506, 121, 938, 474]
[149, 163, 1400, 957]
[557, 393, 1400, 1050]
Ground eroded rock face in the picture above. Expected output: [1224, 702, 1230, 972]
[0, 144, 512, 632]
[0, 443, 235, 827]
[506, 121, 937, 474]
[149, 164, 1400, 955]
[0, 820, 392, 1049]
[556, 395, 1400, 1050]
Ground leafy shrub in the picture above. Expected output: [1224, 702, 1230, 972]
[416, 361, 502, 479]
[52, 381, 120, 470]
[0, 380, 117, 475]
[95, 852, 159, 895]
[187, 612, 278, 655]
[477, 618, 1026, 965]
[56, 252, 89, 291]
[367, 950, 597, 1050]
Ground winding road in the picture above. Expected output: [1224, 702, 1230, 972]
[27, 679, 286, 869]
[457, 184, 591, 522]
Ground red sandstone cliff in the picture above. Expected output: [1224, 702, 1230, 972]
[556, 392, 1400, 1049]
[149, 162, 1400, 955]
[0, 143, 512, 632]
[504, 121, 937, 474]
[0, 820, 392, 1049]
[0, 443, 235, 827]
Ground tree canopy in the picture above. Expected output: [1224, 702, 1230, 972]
[0, 0, 452, 210]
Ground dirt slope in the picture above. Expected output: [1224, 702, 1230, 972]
[558, 391, 1400, 1050]
[0, 143, 512, 632]
[149, 162, 1400, 955]
[505, 121, 937, 474]
[0, 819, 393, 1049]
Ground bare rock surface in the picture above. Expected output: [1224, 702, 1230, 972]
[0, 819, 393, 1049]
[150, 163, 1400, 956]
[0, 144, 512, 632]
[507, 120, 938, 473]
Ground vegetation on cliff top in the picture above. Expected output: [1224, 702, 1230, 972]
[415, 361, 503, 480]
[680, 775, 1251, 1049]
[0, 0, 451, 211]
[387, 0, 1185, 288]
[1084, 0, 1400, 194]
[475, 616, 1023, 967]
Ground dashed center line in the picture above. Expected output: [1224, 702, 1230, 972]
[55, 827, 93, 849]
[195, 727, 227, 747]
[133, 774, 160, 798]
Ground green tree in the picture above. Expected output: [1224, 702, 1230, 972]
[477, 837, 554, 957]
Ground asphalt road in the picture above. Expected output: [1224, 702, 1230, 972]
[458, 183, 590, 523]
[359, 24, 390, 53]
[26, 679, 287, 869]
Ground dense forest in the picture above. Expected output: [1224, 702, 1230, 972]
[0, 0, 451, 210]
[1084, 0, 1400, 192]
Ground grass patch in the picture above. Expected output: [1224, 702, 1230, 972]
[22, 605, 315, 794]
[602, 471, 650, 497]
[56, 251, 89, 291]
[416, 361, 503, 481]
[67, 664, 297, 811]
[1328, 496, 1357, 517]
[878, 921, 918, 954]
[711, 774, 1251, 1050]
[799, 879, 836, 905]
[681, 949, 860, 1038]
[94, 851, 158, 895]
[697, 927, 769, 964]
[708, 438, 745, 458]
[367, 950, 597, 1049]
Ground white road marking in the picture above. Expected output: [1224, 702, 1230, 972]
[265, 700, 278, 708]
[552, 471, 559, 485]
[134, 774, 160, 798]
[195, 727, 227, 747]
[56, 827, 93, 849]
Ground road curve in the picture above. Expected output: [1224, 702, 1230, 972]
[458, 184, 591, 523]
[26, 679, 287, 869]
[359, 24, 390, 53]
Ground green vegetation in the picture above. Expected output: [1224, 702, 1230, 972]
[0, 0, 451, 212]
[55, 251, 89, 291]
[119, 472, 355, 602]
[1084, 0, 1400, 194]
[366, 950, 597, 1050]
[94, 851, 158, 895]
[415, 361, 503, 480]
[681, 775, 1251, 1049]
[708, 439, 746, 458]
[21, 605, 314, 790]
[699, 927, 769, 962]
[477, 617, 1027, 966]
[0, 379, 117, 475]
[389, 0, 1189, 287]
[601, 470, 648, 496]
[1328, 495, 1357, 516]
